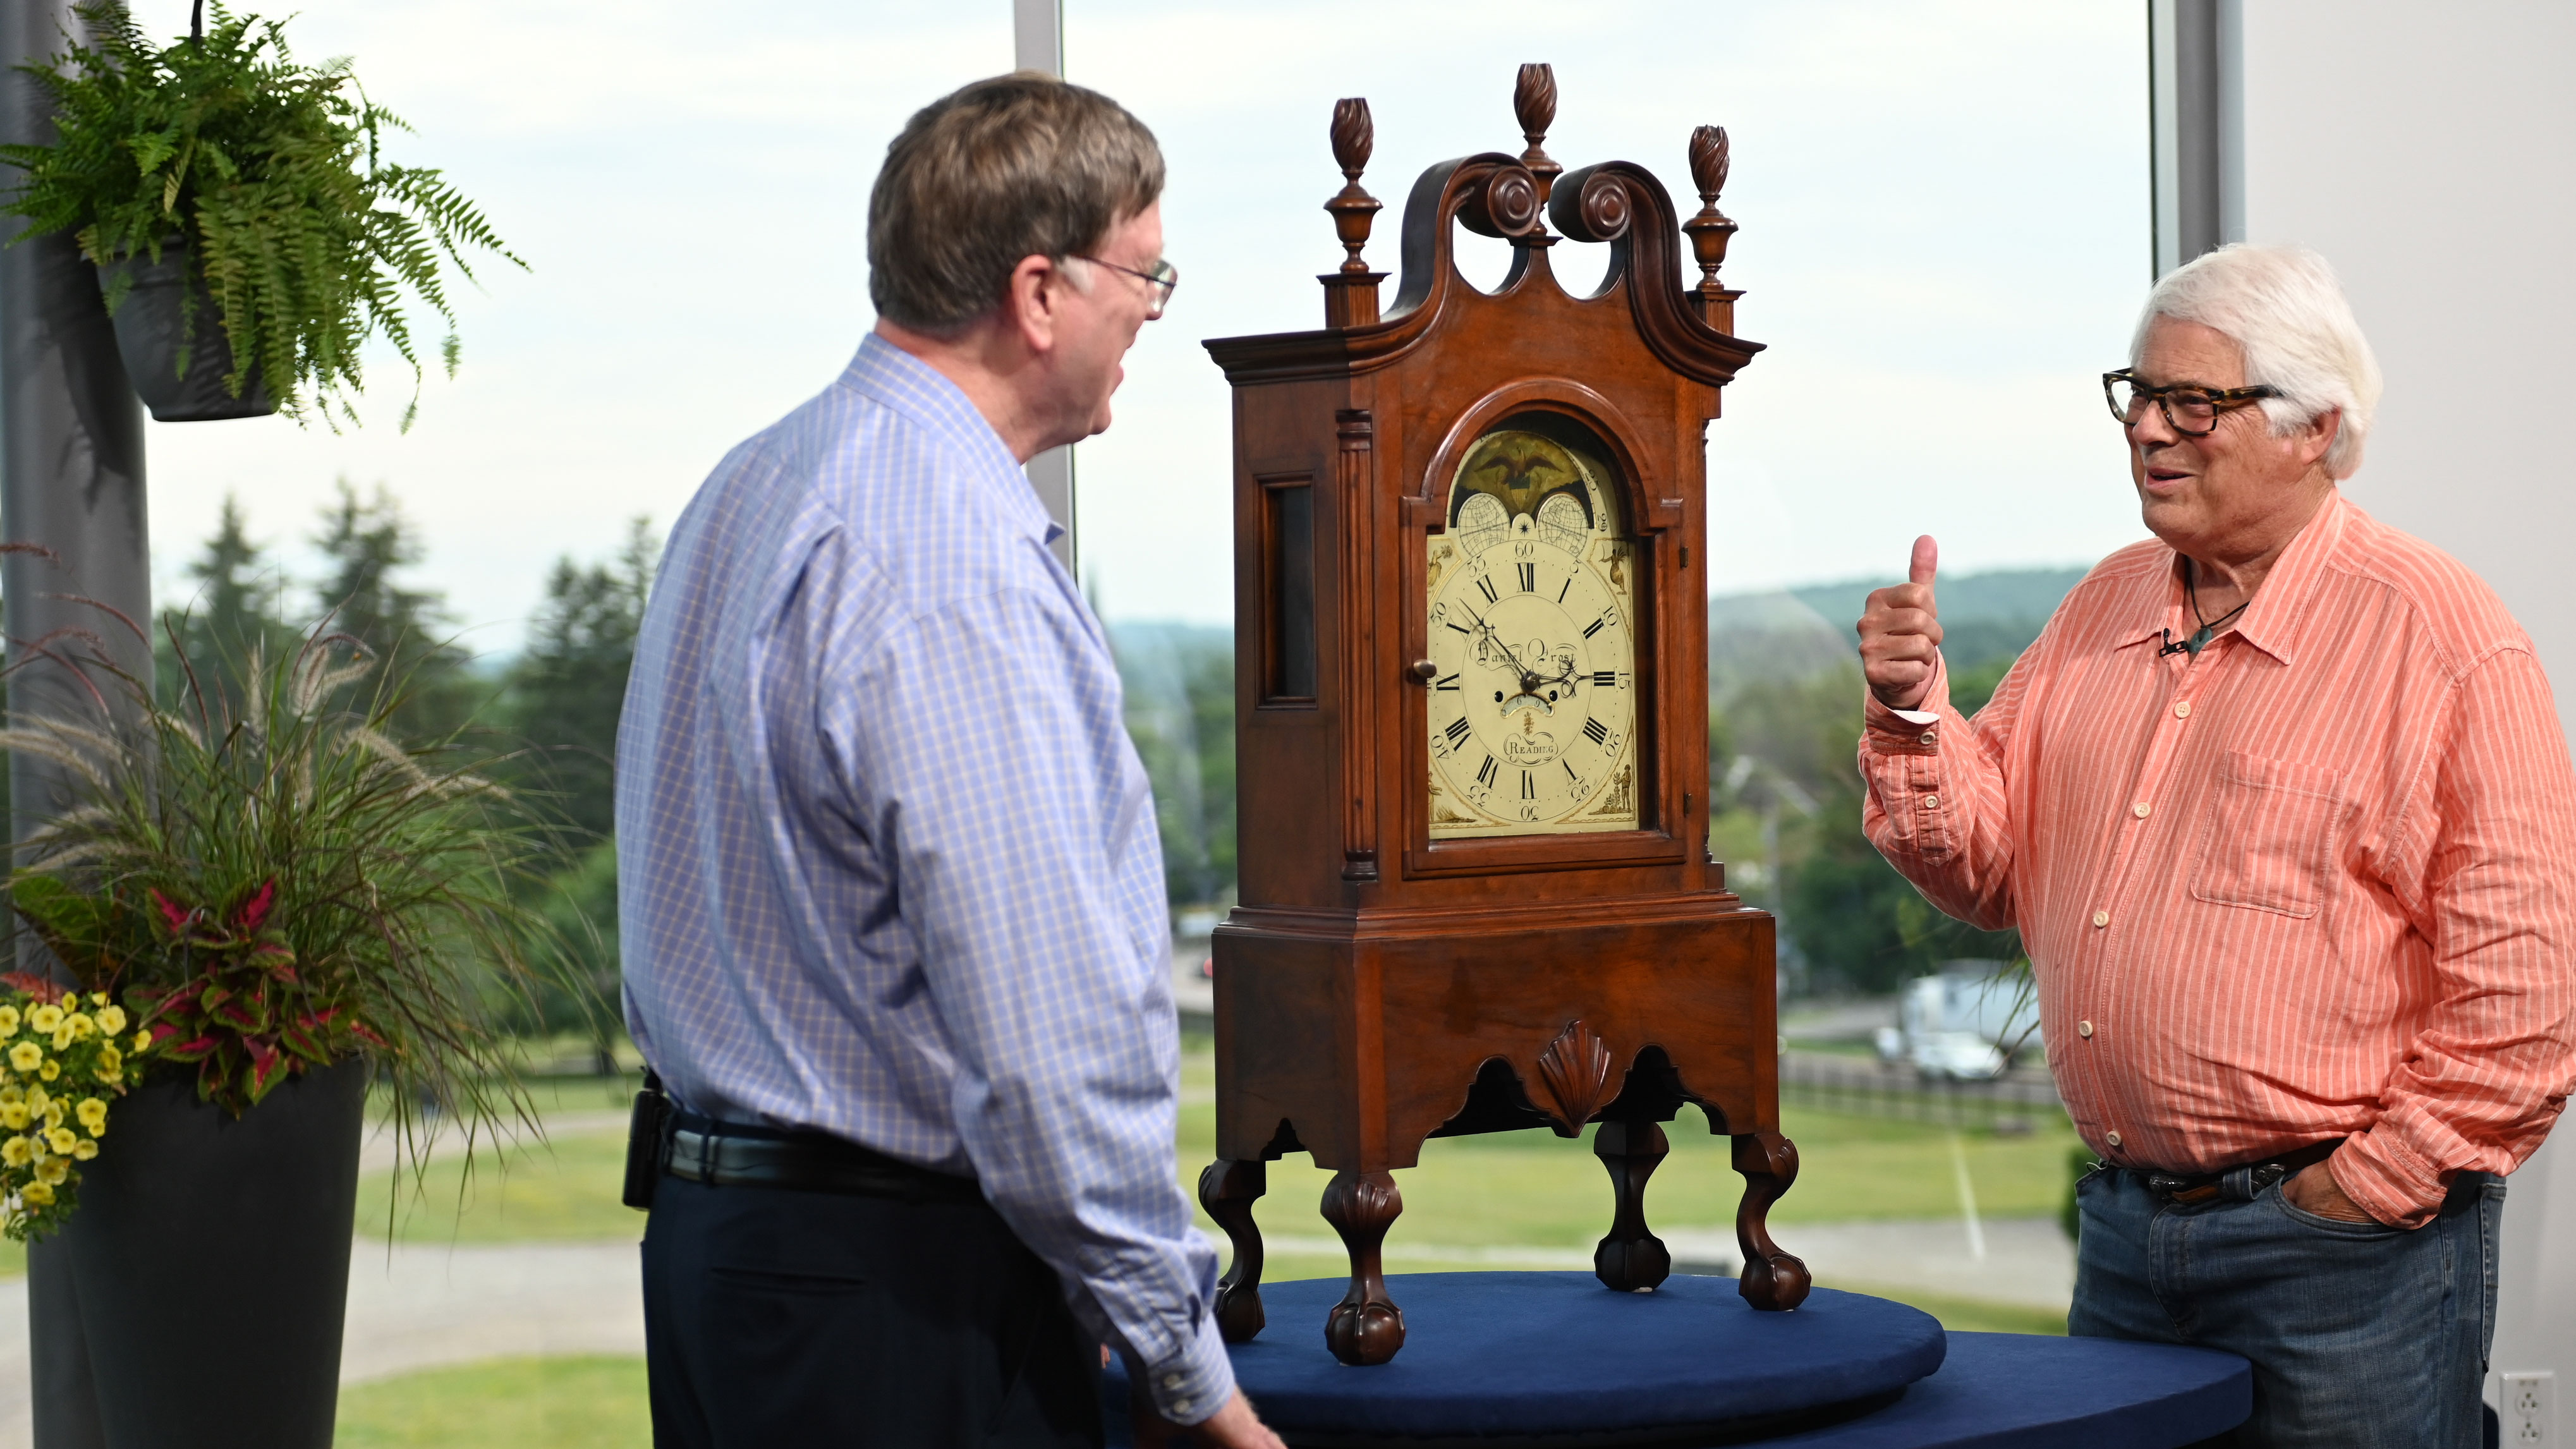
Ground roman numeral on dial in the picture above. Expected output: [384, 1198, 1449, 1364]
[1519, 770, 1536, 800]
[1477, 756, 1498, 787]
[1517, 562, 1536, 592]
[1434, 673, 1460, 691]
[1444, 717, 1472, 746]
[1592, 670, 1617, 688]
[1583, 612, 1613, 639]
[1583, 718, 1609, 746]
[1475, 576, 1499, 604]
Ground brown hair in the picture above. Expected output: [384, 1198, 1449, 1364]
[868, 73, 1165, 334]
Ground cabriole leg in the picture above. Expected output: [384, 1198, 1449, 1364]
[1319, 1169, 1406, 1366]
[1196, 1158, 1268, 1342]
[1732, 1130, 1811, 1309]
[1593, 1119, 1673, 1292]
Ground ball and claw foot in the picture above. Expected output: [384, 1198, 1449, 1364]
[1320, 1168, 1406, 1366]
[1198, 1158, 1268, 1343]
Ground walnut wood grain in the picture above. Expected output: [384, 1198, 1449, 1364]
[1198, 1158, 1269, 1342]
[1592, 1119, 1674, 1292]
[1320, 1169, 1406, 1366]
[1732, 1130, 1811, 1311]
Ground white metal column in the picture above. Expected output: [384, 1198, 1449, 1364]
[1014, 0, 1077, 572]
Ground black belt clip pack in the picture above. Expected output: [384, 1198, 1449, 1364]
[2140, 1139, 2340, 1206]
[623, 1070, 675, 1211]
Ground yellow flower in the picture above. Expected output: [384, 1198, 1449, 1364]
[70, 1139, 95, 1161]
[22, 1181, 53, 1206]
[39, 1062, 59, 1082]
[1, 1136, 30, 1167]
[45, 1127, 76, 1156]
[92, 1067, 121, 1088]
[26, 1087, 49, 1115]
[131, 1031, 152, 1053]
[0, 1105, 28, 1132]
[27, 1005, 62, 1035]
[49, 1027, 72, 1052]
[64, 1014, 92, 1041]
[97, 1046, 119, 1072]
[6, 1043, 39, 1074]
[87, 993, 106, 1009]
[95, 1006, 126, 1036]
[0, 1006, 21, 1036]
[74, 1099, 104, 1129]
[42, 1103, 61, 1131]
[35, 1157, 67, 1185]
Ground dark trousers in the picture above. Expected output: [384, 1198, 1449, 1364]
[641, 1173, 1103, 1447]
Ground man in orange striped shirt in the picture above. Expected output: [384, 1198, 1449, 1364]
[1856, 244, 2576, 1448]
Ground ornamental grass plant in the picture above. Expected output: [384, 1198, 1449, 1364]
[1, 608, 575, 1208]
[0, 1, 523, 428]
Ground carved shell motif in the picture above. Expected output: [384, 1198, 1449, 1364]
[1536, 1019, 1615, 1135]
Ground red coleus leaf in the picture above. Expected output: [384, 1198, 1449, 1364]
[347, 1019, 389, 1050]
[161, 1034, 222, 1063]
[234, 881, 276, 934]
[242, 1037, 288, 1103]
[278, 1022, 330, 1065]
[149, 889, 193, 935]
[0, 973, 63, 1005]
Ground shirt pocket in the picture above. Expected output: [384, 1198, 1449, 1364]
[2189, 751, 2346, 919]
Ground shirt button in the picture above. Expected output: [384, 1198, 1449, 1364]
[2078, 1019, 2094, 1038]
[1918, 731, 1938, 746]
[2132, 801, 2151, 818]
[1923, 794, 1940, 809]
[2106, 1130, 2123, 1148]
[1162, 1374, 1184, 1389]
[2092, 909, 2110, 928]
[1172, 1398, 1193, 1416]
[2173, 701, 2192, 718]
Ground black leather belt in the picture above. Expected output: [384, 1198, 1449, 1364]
[2136, 1139, 2340, 1206]
[662, 1110, 984, 1204]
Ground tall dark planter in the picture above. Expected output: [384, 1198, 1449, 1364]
[31, 1057, 368, 1448]
[92, 244, 276, 422]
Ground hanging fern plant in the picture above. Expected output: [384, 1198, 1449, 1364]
[0, 1, 523, 428]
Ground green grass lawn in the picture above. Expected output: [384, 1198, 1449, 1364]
[337, 1357, 648, 1448]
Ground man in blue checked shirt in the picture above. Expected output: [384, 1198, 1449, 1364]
[618, 73, 1284, 1448]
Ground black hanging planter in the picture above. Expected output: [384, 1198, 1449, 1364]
[32, 1056, 368, 1448]
[93, 241, 277, 422]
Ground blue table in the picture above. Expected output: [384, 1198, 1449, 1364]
[1103, 1273, 2249, 1448]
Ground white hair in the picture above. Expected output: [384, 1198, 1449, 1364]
[2130, 244, 2384, 480]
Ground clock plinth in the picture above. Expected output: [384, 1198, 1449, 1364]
[1202, 69, 1802, 1367]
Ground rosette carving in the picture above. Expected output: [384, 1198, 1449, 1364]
[1551, 167, 1632, 244]
[1536, 1019, 1615, 1136]
[1459, 164, 1543, 239]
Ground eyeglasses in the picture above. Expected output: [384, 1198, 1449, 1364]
[1074, 255, 1178, 319]
[2103, 370, 2280, 437]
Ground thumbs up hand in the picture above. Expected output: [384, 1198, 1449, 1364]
[1857, 535, 1943, 712]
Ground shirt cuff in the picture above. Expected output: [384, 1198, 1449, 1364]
[1141, 1309, 1237, 1425]
[1864, 653, 1950, 752]
[2326, 1127, 2445, 1230]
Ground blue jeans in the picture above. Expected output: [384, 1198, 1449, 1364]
[2071, 1164, 2504, 1449]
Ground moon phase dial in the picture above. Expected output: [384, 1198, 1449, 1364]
[1426, 427, 1638, 838]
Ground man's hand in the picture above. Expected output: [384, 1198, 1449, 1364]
[1133, 1389, 1287, 1449]
[1858, 535, 1943, 711]
[2282, 1161, 2379, 1224]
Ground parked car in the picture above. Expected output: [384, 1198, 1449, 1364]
[1874, 962, 2042, 1081]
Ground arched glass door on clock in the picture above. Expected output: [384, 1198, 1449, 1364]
[1425, 415, 1641, 839]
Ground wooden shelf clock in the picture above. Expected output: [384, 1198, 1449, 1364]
[1200, 64, 1808, 1368]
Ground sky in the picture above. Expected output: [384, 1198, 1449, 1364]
[114, 0, 2152, 650]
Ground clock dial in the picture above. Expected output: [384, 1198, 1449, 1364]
[1426, 427, 1640, 838]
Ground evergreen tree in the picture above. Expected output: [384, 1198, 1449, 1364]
[309, 480, 480, 740]
[158, 495, 298, 710]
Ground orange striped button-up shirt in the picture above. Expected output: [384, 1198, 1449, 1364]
[1861, 494, 2576, 1228]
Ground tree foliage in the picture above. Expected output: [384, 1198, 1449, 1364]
[0, 3, 524, 428]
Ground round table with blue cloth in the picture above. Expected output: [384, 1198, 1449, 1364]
[1100, 1273, 2249, 1448]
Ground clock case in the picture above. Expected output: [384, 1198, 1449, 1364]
[1198, 68, 1808, 1369]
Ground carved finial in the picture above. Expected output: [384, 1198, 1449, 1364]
[1682, 123, 1742, 329]
[1514, 63, 1562, 207]
[1320, 98, 1386, 327]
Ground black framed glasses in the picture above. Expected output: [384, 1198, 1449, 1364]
[1074, 255, 1178, 319]
[2103, 369, 2280, 437]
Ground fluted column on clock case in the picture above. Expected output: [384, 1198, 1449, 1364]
[1337, 408, 1377, 882]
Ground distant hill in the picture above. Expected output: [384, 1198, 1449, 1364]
[1708, 566, 2089, 705]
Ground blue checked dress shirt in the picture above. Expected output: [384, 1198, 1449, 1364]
[617, 333, 1232, 1421]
